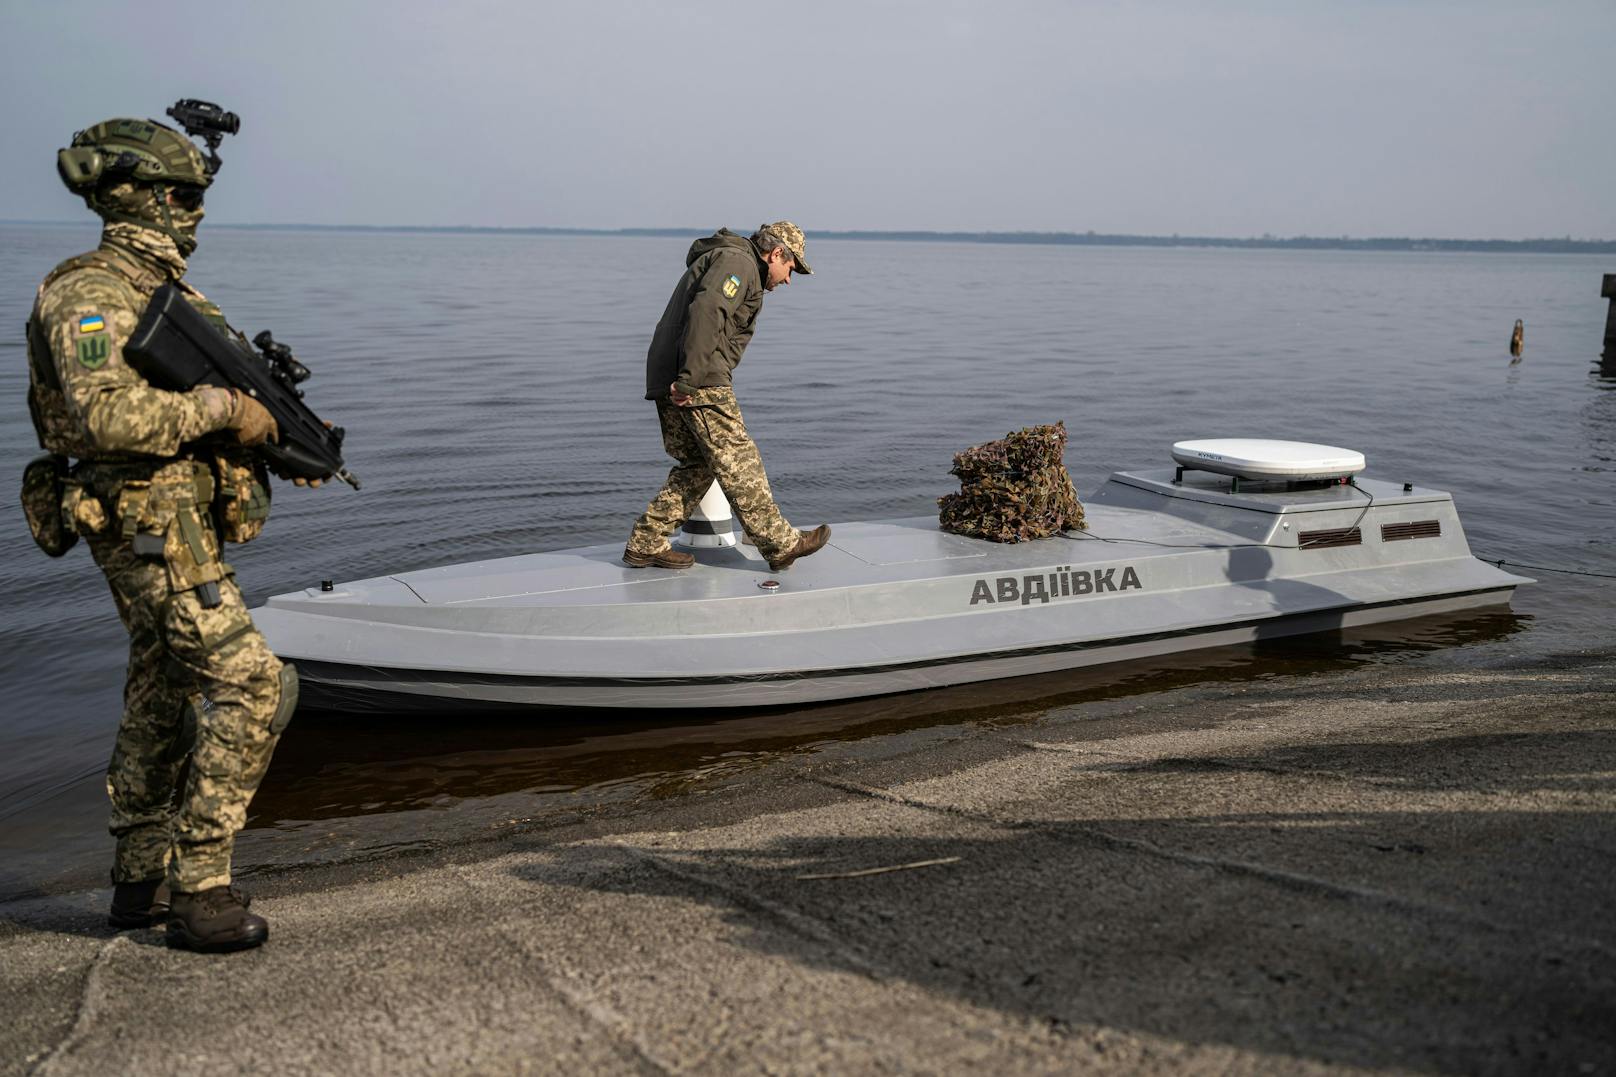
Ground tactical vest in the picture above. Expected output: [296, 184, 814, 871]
[23, 246, 272, 573]
[27, 247, 160, 459]
[25, 247, 224, 459]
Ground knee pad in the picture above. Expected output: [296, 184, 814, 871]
[270, 662, 299, 736]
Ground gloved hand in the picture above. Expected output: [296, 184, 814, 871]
[229, 393, 279, 447]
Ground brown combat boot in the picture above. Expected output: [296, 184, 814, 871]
[166, 885, 269, 953]
[767, 525, 832, 572]
[623, 545, 695, 569]
[108, 876, 171, 929]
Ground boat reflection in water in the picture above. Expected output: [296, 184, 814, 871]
[251, 606, 1527, 831]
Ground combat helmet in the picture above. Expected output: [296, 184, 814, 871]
[57, 118, 212, 193]
[56, 101, 237, 256]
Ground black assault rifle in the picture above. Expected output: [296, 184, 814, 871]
[125, 284, 360, 489]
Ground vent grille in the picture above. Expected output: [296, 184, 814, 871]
[1297, 527, 1362, 550]
[1382, 520, 1441, 542]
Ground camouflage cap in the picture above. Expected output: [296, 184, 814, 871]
[760, 220, 812, 275]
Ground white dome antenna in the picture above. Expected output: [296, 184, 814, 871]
[1171, 439, 1366, 491]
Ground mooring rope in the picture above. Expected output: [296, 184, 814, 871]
[1484, 559, 1616, 580]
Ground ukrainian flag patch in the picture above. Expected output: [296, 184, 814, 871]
[78, 315, 106, 334]
[722, 275, 741, 299]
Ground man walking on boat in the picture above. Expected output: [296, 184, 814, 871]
[625, 222, 831, 571]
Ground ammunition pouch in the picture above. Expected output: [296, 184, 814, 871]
[62, 484, 110, 535]
[20, 454, 78, 557]
[108, 466, 230, 609]
[211, 449, 272, 544]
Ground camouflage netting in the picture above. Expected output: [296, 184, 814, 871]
[938, 422, 1086, 543]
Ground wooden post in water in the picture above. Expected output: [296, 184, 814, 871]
[1604, 274, 1616, 355]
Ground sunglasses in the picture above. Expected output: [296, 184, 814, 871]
[169, 185, 206, 211]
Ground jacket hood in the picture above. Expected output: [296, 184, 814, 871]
[686, 228, 754, 267]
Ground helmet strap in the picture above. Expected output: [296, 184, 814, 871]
[151, 183, 198, 257]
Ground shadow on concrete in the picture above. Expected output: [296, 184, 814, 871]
[510, 724, 1615, 1074]
[1129, 730, 1616, 794]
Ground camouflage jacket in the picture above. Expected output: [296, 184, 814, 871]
[26, 231, 235, 476]
[644, 230, 765, 400]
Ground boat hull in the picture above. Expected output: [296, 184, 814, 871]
[254, 471, 1530, 712]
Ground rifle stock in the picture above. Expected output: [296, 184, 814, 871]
[124, 284, 358, 489]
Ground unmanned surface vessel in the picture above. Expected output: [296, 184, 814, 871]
[254, 440, 1530, 711]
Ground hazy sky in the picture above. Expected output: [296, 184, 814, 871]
[3, 1, 1611, 239]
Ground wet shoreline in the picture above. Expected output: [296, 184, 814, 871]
[4, 641, 1613, 1073]
[0, 607, 1535, 903]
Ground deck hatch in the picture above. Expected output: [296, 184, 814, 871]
[1382, 520, 1441, 542]
[1297, 527, 1362, 549]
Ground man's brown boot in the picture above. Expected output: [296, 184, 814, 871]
[108, 876, 171, 929]
[623, 546, 695, 569]
[767, 525, 832, 572]
[166, 885, 269, 953]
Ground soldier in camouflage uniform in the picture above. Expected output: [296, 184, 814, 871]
[24, 112, 311, 953]
[625, 222, 831, 572]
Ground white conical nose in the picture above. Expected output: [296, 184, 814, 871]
[677, 480, 738, 548]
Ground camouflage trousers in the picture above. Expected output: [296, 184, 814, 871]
[627, 387, 799, 561]
[86, 508, 292, 893]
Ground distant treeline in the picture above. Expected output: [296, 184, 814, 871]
[227, 225, 1616, 255]
[811, 230, 1616, 255]
[12, 219, 1612, 254]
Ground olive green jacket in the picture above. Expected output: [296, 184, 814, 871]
[644, 230, 765, 400]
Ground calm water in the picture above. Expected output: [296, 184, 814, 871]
[2, 224, 1612, 897]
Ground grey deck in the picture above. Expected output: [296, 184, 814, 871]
[253, 471, 1529, 709]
